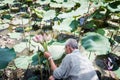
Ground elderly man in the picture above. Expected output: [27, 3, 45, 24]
[44, 38, 99, 80]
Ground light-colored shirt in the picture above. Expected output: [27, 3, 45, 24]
[53, 49, 99, 80]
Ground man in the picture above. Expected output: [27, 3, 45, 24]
[44, 38, 99, 80]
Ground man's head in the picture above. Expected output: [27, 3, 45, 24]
[65, 38, 78, 54]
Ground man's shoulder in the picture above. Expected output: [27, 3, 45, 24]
[63, 54, 72, 61]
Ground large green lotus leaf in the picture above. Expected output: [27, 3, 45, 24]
[70, 19, 79, 31]
[11, 18, 29, 25]
[62, 1, 76, 8]
[114, 35, 120, 43]
[74, 0, 106, 16]
[28, 39, 44, 52]
[36, 0, 50, 5]
[30, 52, 39, 65]
[57, 0, 98, 18]
[43, 10, 56, 20]
[72, 0, 80, 3]
[8, 32, 22, 39]
[74, 0, 89, 16]
[25, 36, 44, 52]
[50, 3, 62, 8]
[84, 21, 97, 29]
[14, 42, 27, 53]
[53, 18, 73, 32]
[1, 0, 14, 4]
[1, 14, 12, 20]
[96, 29, 105, 36]
[107, 1, 120, 12]
[0, 3, 5, 9]
[14, 56, 31, 69]
[48, 42, 65, 60]
[54, 0, 64, 3]
[33, 8, 45, 18]
[0, 23, 9, 30]
[0, 48, 16, 69]
[31, 52, 46, 65]
[57, 11, 76, 18]
[81, 32, 111, 54]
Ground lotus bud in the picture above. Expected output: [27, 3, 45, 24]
[32, 36, 38, 42]
[43, 33, 47, 41]
[43, 33, 51, 41]
[33, 35, 44, 43]
[46, 34, 52, 41]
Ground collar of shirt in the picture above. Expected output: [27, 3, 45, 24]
[72, 49, 80, 54]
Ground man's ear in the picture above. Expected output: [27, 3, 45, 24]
[69, 46, 73, 52]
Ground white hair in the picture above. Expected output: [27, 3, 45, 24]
[65, 38, 78, 49]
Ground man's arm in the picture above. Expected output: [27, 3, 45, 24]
[48, 57, 57, 71]
[44, 52, 57, 71]
[44, 51, 71, 79]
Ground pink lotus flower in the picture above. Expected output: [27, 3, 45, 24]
[32, 34, 44, 43]
[33, 33, 52, 51]
[43, 33, 52, 41]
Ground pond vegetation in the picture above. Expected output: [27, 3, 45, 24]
[0, 0, 120, 80]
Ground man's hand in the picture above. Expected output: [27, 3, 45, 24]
[44, 51, 51, 59]
[49, 75, 55, 80]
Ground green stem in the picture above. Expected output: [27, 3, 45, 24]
[89, 51, 91, 59]
[38, 52, 43, 80]
[43, 42, 48, 51]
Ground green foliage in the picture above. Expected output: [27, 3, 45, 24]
[84, 21, 97, 29]
[28, 76, 39, 80]
[107, 1, 120, 12]
[48, 42, 65, 60]
[14, 42, 27, 53]
[0, 0, 119, 78]
[53, 18, 74, 32]
[1, 0, 14, 4]
[114, 35, 120, 43]
[43, 10, 56, 20]
[81, 32, 111, 54]
[96, 29, 105, 35]
[70, 19, 79, 32]
[0, 24, 9, 30]
[14, 56, 30, 69]
[0, 48, 16, 69]
[8, 32, 22, 39]
[1, 14, 12, 19]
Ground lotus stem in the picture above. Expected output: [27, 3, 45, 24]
[38, 51, 43, 80]
[89, 51, 91, 59]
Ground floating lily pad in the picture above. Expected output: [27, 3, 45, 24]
[14, 56, 30, 69]
[43, 10, 56, 20]
[8, 32, 22, 39]
[11, 18, 29, 25]
[0, 48, 16, 69]
[48, 42, 65, 60]
[0, 23, 9, 30]
[14, 42, 28, 53]
[81, 32, 111, 54]
[53, 18, 73, 32]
